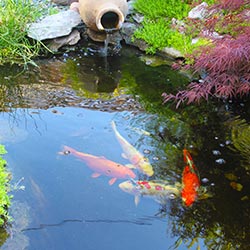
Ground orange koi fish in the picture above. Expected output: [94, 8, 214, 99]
[119, 179, 180, 206]
[111, 121, 154, 177]
[181, 149, 200, 206]
[60, 145, 136, 185]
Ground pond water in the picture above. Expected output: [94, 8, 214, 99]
[0, 45, 249, 250]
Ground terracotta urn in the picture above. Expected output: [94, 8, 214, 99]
[78, 0, 128, 32]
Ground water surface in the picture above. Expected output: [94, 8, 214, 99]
[0, 46, 249, 250]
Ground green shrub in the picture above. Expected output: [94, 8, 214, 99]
[0, 145, 11, 226]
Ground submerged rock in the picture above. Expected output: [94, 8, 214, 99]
[27, 10, 82, 41]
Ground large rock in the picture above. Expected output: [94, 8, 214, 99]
[27, 10, 82, 41]
[188, 2, 208, 19]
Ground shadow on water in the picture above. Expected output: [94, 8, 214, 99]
[0, 46, 249, 250]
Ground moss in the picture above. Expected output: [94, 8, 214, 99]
[0, 145, 11, 226]
[132, 0, 194, 54]
[133, 0, 190, 20]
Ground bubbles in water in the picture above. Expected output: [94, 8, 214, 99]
[152, 156, 159, 161]
[215, 158, 226, 164]
[143, 149, 151, 154]
[212, 150, 221, 156]
[201, 178, 209, 183]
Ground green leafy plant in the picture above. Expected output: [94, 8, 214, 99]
[0, 0, 52, 65]
[0, 145, 11, 226]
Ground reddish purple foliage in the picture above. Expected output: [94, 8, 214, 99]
[163, 29, 250, 107]
[162, 0, 250, 107]
[217, 0, 248, 11]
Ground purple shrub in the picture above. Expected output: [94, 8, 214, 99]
[162, 1, 250, 107]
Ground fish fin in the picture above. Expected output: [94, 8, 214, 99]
[109, 178, 117, 185]
[135, 195, 140, 206]
[122, 153, 128, 159]
[125, 164, 136, 169]
[91, 173, 101, 178]
[111, 120, 116, 130]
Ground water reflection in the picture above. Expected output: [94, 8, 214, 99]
[0, 47, 249, 249]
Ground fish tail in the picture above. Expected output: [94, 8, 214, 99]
[183, 149, 196, 170]
[111, 120, 118, 135]
[111, 120, 123, 142]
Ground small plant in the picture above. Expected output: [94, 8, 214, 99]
[133, 0, 194, 54]
[0, 0, 52, 65]
[0, 145, 11, 226]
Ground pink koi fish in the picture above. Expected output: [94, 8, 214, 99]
[111, 121, 154, 177]
[60, 145, 136, 185]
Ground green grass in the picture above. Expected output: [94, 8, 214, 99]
[132, 0, 212, 55]
[0, 0, 54, 66]
[0, 145, 11, 227]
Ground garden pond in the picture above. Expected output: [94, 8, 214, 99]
[0, 45, 249, 250]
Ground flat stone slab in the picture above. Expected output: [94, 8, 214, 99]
[27, 10, 82, 41]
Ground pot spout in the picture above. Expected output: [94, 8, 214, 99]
[97, 8, 124, 31]
[79, 0, 128, 32]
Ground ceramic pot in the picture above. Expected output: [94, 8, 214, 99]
[78, 0, 128, 32]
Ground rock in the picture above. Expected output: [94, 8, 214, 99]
[161, 47, 183, 59]
[132, 13, 144, 23]
[121, 22, 148, 51]
[46, 29, 81, 51]
[188, 2, 208, 19]
[27, 10, 82, 41]
[51, 0, 70, 5]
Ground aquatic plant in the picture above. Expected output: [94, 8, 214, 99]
[229, 118, 250, 170]
[0, 0, 54, 65]
[0, 145, 11, 226]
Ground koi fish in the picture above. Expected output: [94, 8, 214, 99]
[181, 149, 200, 206]
[111, 121, 154, 177]
[60, 145, 136, 185]
[119, 179, 180, 206]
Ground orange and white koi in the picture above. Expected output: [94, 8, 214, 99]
[181, 149, 200, 206]
[119, 179, 180, 206]
[60, 145, 136, 185]
[111, 121, 154, 177]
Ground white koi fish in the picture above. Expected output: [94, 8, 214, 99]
[119, 179, 181, 206]
[111, 121, 154, 177]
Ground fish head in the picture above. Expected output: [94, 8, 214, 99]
[140, 160, 154, 177]
[181, 190, 196, 207]
[119, 180, 140, 195]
